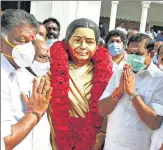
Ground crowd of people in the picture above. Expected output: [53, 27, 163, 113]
[1, 9, 163, 150]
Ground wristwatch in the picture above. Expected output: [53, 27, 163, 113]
[129, 90, 139, 101]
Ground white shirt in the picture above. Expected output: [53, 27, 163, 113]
[116, 26, 127, 34]
[150, 123, 163, 150]
[100, 62, 163, 150]
[1, 54, 51, 150]
[112, 52, 127, 72]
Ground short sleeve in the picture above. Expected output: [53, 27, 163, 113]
[150, 123, 163, 150]
[149, 79, 163, 116]
[1, 79, 12, 139]
[1, 138, 5, 150]
[100, 66, 121, 100]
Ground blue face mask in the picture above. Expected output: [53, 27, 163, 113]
[47, 39, 56, 47]
[108, 42, 123, 56]
[153, 53, 158, 65]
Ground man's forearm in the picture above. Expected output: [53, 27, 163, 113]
[132, 96, 162, 130]
[98, 95, 118, 116]
[4, 113, 38, 150]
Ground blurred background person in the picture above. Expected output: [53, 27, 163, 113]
[43, 17, 61, 47]
[116, 22, 127, 34]
[153, 42, 163, 65]
[36, 21, 47, 41]
[156, 31, 163, 42]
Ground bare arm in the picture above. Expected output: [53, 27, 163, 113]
[131, 96, 162, 130]
[124, 65, 162, 130]
[99, 70, 125, 116]
[160, 144, 163, 150]
[4, 113, 38, 150]
[98, 95, 118, 116]
[3, 77, 52, 150]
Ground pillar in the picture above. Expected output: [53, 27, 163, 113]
[109, 1, 119, 31]
[139, 1, 151, 33]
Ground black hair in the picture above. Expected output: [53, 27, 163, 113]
[126, 31, 131, 39]
[133, 27, 139, 31]
[105, 29, 127, 45]
[150, 27, 154, 30]
[43, 17, 60, 31]
[1, 9, 39, 35]
[128, 33, 154, 53]
[38, 21, 43, 25]
[65, 18, 100, 43]
[157, 44, 163, 58]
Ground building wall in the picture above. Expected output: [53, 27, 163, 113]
[30, 1, 101, 39]
[100, 1, 163, 27]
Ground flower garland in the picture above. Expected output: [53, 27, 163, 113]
[50, 41, 113, 150]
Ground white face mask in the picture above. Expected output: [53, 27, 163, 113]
[158, 30, 161, 34]
[12, 42, 35, 68]
[159, 64, 163, 71]
[36, 34, 45, 41]
[30, 60, 50, 77]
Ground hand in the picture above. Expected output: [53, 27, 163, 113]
[21, 77, 53, 117]
[116, 70, 125, 95]
[91, 144, 99, 150]
[91, 132, 105, 150]
[124, 64, 136, 96]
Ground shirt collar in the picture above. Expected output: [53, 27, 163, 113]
[1, 53, 15, 77]
[137, 61, 160, 77]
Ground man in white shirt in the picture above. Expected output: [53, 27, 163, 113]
[99, 33, 163, 150]
[116, 22, 127, 34]
[150, 44, 163, 150]
[1, 9, 52, 150]
[105, 30, 127, 72]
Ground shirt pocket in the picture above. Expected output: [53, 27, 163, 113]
[137, 89, 153, 105]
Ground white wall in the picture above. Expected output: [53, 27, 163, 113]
[30, 1, 53, 22]
[30, 1, 101, 40]
[76, 1, 101, 25]
[148, 3, 163, 26]
[100, 1, 163, 26]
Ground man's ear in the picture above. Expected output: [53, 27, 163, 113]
[149, 50, 155, 58]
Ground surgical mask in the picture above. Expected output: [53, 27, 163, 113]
[108, 42, 123, 56]
[36, 34, 45, 41]
[127, 54, 146, 72]
[153, 53, 158, 65]
[2, 37, 35, 68]
[158, 30, 161, 34]
[159, 64, 163, 71]
[47, 39, 56, 47]
[100, 25, 103, 28]
[30, 60, 50, 76]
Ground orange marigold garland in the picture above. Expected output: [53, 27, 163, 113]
[50, 41, 113, 150]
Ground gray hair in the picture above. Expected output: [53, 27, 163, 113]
[1, 9, 39, 36]
[65, 18, 100, 43]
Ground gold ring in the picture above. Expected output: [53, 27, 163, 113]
[42, 91, 46, 96]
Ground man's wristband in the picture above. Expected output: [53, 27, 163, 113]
[27, 110, 42, 123]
